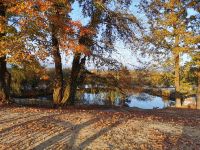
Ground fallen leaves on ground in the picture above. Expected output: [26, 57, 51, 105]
[0, 104, 200, 149]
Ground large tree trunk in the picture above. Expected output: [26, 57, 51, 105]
[61, 53, 86, 105]
[0, 57, 11, 102]
[67, 53, 86, 105]
[62, 8, 102, 105]
[173, 35, 181, 108]
[174, 52, 181, 107]
[51, 24, 63, 104]
[0, 3, 11, 103]
[197, 71, 200, 109]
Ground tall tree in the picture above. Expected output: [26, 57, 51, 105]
[0, 2, 10, 102]
[0, 1, 51, 102]
[186, 0, 200, 109]
[49, 2, 66, 104]
[15, 0, 84, 104]
[189, 52, 200, 109]
[44, 1, 89, 104]
[62, 0, 141, 105]
[140, 0, 199, 107]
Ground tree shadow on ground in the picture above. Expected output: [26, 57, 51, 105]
[76, 117, 131, 149]
[172, 112, 200, 149]
[0, 113, 39, 125]
[0, 113, 65, 135]
[160, 109, 200, 149]
[1, 107, 200, 149]
[33, 117, 99, 150]
[31, 113, 134, 150]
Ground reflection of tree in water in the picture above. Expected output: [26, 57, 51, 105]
[81, 92, 106, 105]
[162, 96, 175, 107]
[135, 93, 155, 101]
[80, 90, 176, 108]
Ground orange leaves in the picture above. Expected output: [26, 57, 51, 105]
[62, 24, 75, 34]
[75, 44, 86, 52]
[60, 38, 91, 56]
[58, 20, 94, 56]
[35, 48, 50, 61]
[1, 0, 95, 66]
[80, 27, 96, 36]
[70, 20, 82, 28]
[74, 44, 91, 56]
[72, 43, 83, 53]
[35, 0, 52, 12]
[7, 1, 51, 15]
[8, 1, 33, 15]
[62, 21, 82, 34]
[6, 51, 32, 65]
[63, 26, 72, 32]
[40, 74, 50, 81]
[0, 16, 6, 33]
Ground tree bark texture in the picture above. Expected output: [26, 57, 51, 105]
[51, 23, 63, 104]
[0, 3, 11, 102]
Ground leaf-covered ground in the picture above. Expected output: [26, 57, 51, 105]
[0, 105, 200, 150]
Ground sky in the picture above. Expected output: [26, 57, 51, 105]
[48, 0, 142, 69]
[45, 0, 198, 70]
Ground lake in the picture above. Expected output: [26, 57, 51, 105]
[80, 92, 175, 109]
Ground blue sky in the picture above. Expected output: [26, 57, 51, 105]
[45, 0, 198, 70]
[53, 0, 142, 69]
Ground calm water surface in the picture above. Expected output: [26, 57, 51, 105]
[81, 92, 174, 109]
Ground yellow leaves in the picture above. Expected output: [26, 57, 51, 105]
[8, 2, 29, 15]
[153, 29, 172, 39]
[188, 1, 198, 7]
[184, 35, 200, 45]
[151, 1, 198, 56]
[164, 0, 181, 9]
[151, 74, 162, 86]
[0, 47, 10, 57]
[184, 36, 193, 45]
[94, 1, 106, 11]
[164, 13, 178, 26]
[6, 52, 29, 65]
[35, 48, 49, 61]
[172, 47, 190, 53]
[0, 34, 33, 65]
[194, 36, 200, 43]
[7, 1, 51, 17]
[0, 25, 4, 33]
[174, 25, 186, 35]
[180, 80, 192, 94]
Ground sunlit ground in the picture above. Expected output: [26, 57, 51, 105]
[0, 106, 200, 149]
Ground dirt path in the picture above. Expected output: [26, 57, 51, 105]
[0, 106, 200, 150]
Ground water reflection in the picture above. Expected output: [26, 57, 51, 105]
[79, 91, 175, 109]
[82, 93, 106, 105]
[127, 93, 174, 109]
